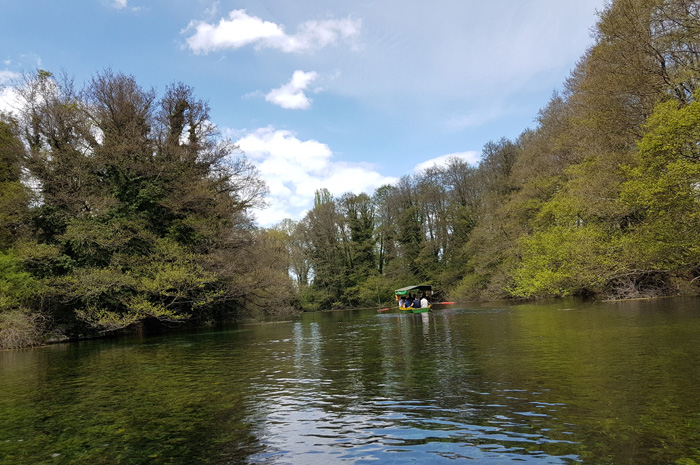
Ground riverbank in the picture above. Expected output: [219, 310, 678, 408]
[5, 288, 699, 350]
[0, 307, 301, 351]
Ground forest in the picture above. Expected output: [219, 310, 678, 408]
[279, 0, 700, 310]
[2, 0, 700, 348]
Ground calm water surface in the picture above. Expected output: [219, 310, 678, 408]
[2, 297, 700, 464]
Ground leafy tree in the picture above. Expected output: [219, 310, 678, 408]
[8, 70, 274, 336]
[620, 92, 700, 279]
[0, 118, 30, 250]
[271, 219, 310, 287]
[303, 189, 346, 308]
[372, 184, 399, 275]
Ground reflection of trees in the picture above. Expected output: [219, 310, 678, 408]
[470, 298, 700, 463]
[4, 300, 700, 464]
[257, 309, 572, 460]
[265, 301, 700, 463]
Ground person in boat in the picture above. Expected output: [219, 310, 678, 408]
[411, 295, 421, 309]
[398, 296, 406, 308]
[420, 294, 429, 308]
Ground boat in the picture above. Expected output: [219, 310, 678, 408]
[394, 285, 432, 313]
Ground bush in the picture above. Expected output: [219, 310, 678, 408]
[0, 310, 45, 349]
[0, 250, 38, 308]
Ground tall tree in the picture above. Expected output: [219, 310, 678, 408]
[273, 218, 311, 288]
[0, 117, 30, 249]
[11, 70, 272, 334]
[372, 184, 398, 275]
[304, 189, 346, 308]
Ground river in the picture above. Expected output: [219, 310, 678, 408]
[1, 297, 699, 464]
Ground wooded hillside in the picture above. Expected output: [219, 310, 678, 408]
[274, 0, 700, 309]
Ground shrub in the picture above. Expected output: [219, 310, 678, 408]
[0, 310, 45, 349]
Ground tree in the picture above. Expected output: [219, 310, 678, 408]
[273, 218, 311, 288]
[0, 117, 30, 249]
[339, 193, 375, 273]
[620, 92, 700, 279]
[372, 184, 398, 275]
[10, 69, 272, 335]
[303, 189, 346, 308]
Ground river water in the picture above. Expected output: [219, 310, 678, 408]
[1, 297, 700, 464]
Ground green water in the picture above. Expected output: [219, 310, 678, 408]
[2, 297, 700, 464]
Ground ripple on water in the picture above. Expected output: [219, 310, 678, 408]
[246, 391, 580, 464]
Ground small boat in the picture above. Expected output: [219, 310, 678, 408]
[395, 285, 432, 313]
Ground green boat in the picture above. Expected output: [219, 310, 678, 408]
[395, 285, 432, 313]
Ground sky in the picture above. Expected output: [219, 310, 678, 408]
[1, 0, 606, 227]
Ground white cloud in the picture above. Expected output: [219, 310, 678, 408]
[184, 9, 361, 54]
[112, 0, 127, 9]
[0, 70, 19, 85]
[235, 127, 396, 226]
[414, 151, 481, 173]
[306, 1, 602, 123]
[265, 70, 318, 110]
[0, 84, 21, 116]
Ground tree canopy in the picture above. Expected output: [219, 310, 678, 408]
[0, 70, 291, 348]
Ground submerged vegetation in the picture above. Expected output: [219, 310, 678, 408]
[2, 0, 700, 347]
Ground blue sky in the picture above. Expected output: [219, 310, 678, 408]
[1, 0, 605, 226]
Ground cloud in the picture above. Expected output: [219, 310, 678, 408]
[0, 72, 21, 115]
[234, 127, 396, 226]
[0, 87, 20, 115]
[0, 70, 20, 85]
[113, 0, 127, 9]
[265, 70, 318, 109]
[309, 1, 601, 118]
[184, 9, 361, 54]
[414, 151, 481, 173]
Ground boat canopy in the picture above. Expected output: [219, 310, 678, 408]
[394, 285, 432, 296]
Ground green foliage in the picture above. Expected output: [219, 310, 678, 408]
[1, 69, 277, 345]
[511, 225, 623, 297]
[620, 93, 700, 271]
[0, 119, 30, 250]
[64, 238, 222, 332]
[0, 251, 38, 309]
[13, 240, 73, 278]
[0, 250, 46, 349]
[0, 182, 29, 249]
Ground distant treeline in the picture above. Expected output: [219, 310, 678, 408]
[272, 0, 700, 310]
[2, 0, 700, 348]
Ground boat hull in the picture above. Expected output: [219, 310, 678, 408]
[399, 307, 431, 314]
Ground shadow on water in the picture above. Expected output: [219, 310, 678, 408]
[2, 297, 700, 464]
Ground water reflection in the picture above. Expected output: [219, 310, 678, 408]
[2, 298, 700, 464]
